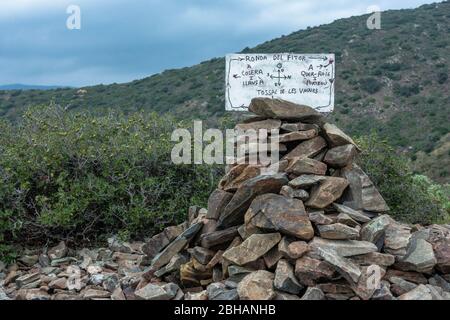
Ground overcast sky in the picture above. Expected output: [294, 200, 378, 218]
[0, 0, 438, 87]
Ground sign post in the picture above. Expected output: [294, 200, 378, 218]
[225, 53, 335, 112]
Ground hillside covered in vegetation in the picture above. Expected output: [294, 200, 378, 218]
[0, 2, 449, 182]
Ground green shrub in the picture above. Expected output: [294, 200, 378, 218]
[356, 134, 449, 224]
[0, 105, 221, 256]
[393, 83, 420, 97]
[360, 77, 383, 94]
[437, 72, 448, 84]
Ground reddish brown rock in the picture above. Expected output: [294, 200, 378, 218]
[235, 119, 281, 131]
[222, 233, 281, 266]
[317, 223, 360, 240]
[217, 174, 288, 228]
[199, 226, 240, 249]
[433, 239, 450, 273]
[245, 194, 314, 240]
[279, 129, 317, 142]
[237, 270, 276, 300]
[323, 144, 358, 168]
[286, 157, 327, 176]
[284, 136, 327, 160]
[306, 177, 349, 209]
[322, 123, 359, 148]
[248, 98, 323, 122]
[281, 122, 319, 132]
[206, 189, 233, 220]
[294, 256, 335, 286]
[219, 165, 263, 192]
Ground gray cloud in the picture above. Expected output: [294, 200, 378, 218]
[0, 0, 437, 86]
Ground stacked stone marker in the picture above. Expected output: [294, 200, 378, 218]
[139, 98, 450, 300]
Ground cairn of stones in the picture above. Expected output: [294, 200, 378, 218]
[138, 98, 450, 300]
[1, 98, 449, 300]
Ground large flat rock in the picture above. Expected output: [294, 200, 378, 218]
[249, 98, 323, 121]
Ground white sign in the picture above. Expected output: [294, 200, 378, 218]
[225, 53, 335, 112]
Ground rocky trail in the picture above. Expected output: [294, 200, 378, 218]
[1, 98, 450, 300]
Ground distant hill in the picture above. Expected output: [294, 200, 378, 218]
[0, 84, 72, 91]
[0, 1, 449, 183]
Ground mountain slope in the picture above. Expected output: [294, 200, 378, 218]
[0, 1, 449, 182]
[0, 84, 71, 91]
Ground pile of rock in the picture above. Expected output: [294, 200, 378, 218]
[0, 237, 149, 300]
[1, 98, 449, 300]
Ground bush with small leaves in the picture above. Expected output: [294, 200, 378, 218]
[0, 105, 221, 258]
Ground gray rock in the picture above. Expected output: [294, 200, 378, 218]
[151, 222, 203, 270]
[426, 285, 446, 300]
[372, 281, 395, 300]
[207, 282, 239, 300]
[349, 252, 395, 267]
[103, 274, 120, 292]
[322, 123, 358, 148]
[428, 274, 450, 293]
[142, 222, 187, 259]
[286, 157, 327, 176]
[219, 164, 262, 192]
[398, 284, 433, 300]
[300, 287, 325, 300]
[317, 223, 360, 240]
[48, 241, 68, 260]
[15, 272, 41, 288]
[190, 247, 215, 265]
[108, 236, 133, 253]
[237, 270, 276, 300]
[316, 247, 361, 284]
[279, 185, 309, 201]
[333, 203, 371, 223]
[308, 211, 334, 225]
[306, 177, 349, 209]
[340, 164, 389, 213]
[222, 233, 281, 266]
[284, 136, 328, 160]
[135, 282, 180, 300]
[206, 189, 233, 220]
[217, 174, 288, 228]
[294, 256, 335, 286]
[323, 144, 358, 168]
[199, 226, 240, 248]
[18, 255, 39, 267]
[281, 122, 319, 132]
[0, 287, 11, 300]
[390, 276, 417, 296]
[289, 174, 327, 189]
[227, 265, 254, 282]
[275, 291, 301, 300]
[397, 238, 437, 273]
[274, 259, 303, 294]
[248, 98, 323, 121]
[263, 246, 283, 269]
[245, 194, 314, 240]
[235, 119, 282, 131]
[279, 129, 317, 142]
[336, 213, 359, 228]
[383, 221, 411, 257]
[360, 214, 392, 243]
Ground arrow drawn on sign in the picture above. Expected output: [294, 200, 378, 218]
[308, 56, 327, 61]
[316, 60, 335, 110]
[226, 57, 247, 109]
